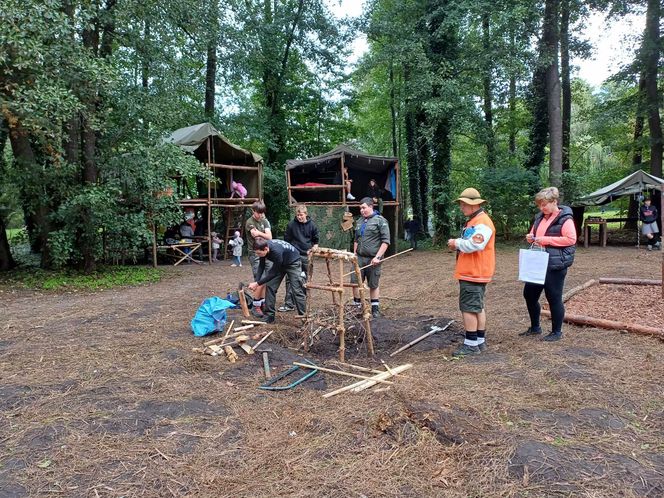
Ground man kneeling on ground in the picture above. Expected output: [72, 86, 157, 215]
[247, 238, 306, 324]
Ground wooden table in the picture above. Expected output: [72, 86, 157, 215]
[158, 243, 203, 266]
[583, 219, 607, 248]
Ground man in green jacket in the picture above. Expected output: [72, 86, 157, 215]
[351, 197, 390, 317]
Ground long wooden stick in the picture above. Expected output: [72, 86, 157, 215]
[342, 248, 413, 277]
[389, 320, 453, 357]
[598, 278, 662, 286]
[203, 320, 235, 346]
[322, 364, 412, 398]
[251, 330, 273, 351]
[351, 364, 413, 392]
[292, 362, 394, 385]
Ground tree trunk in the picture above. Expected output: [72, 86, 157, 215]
[7, 120, 51, 261]
[389, 62, 398, 158]
[204, 0, 219, 120]
[482, 12, 495, 169]
[544, 0, 563, 190]
[431, 117, 452, 241]
[644, 0, 662, 179]
[416, 109, 429, 231]
[524, 64, 548, 186]
[0, 123, 16, 271]
[427, 1, 456, 242]
[626, 75, 647, 231]
[262, 0, 305, 166]
[405, 103, 421, 225]
[560, 0, 571, 172]
[508, 29, 517, 156]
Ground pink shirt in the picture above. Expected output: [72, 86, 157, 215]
[530, 208, 577, 248]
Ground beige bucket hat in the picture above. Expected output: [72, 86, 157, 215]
[456, 187, 486, 205]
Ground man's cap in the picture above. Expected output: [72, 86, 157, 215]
[456, 187, 486, 205]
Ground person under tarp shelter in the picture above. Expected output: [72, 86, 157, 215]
[151, 123, 263, 266]
[572, 170, 664, 248]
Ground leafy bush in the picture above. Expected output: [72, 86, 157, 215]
[481, 168, 538, 240]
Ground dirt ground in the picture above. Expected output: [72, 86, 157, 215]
[1, 246, 663, 497]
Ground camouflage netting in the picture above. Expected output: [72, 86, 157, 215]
[305, 205, 356, 251]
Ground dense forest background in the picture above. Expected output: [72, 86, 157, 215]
[0, 0, 662, 272]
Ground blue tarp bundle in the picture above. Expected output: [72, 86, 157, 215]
[191, 297, 236, 337]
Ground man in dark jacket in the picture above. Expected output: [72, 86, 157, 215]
[279, 205, 319, 312]
[248, 238, 306, 323]
[640, 197, 661, 250]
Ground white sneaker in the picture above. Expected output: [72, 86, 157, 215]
[347, 193, 355, 200]
[239, 264, 243, 267]
[231, 264, 237, 267]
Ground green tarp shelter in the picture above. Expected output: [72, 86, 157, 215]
[166, 123, 262, 165]
[572, 170, 664, 207]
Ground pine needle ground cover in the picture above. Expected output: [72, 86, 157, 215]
[0, 247, 662, 497]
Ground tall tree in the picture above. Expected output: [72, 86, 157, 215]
[560, 0, 571, 172]
[427, 0, 458, 241]
[481, 11, 496, 169]
[543, 0, 563, 189]
[0, 120, 17, 270]
[642, 0, 662, 178]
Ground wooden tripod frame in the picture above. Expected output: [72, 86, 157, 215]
[304, 247, 374, 362]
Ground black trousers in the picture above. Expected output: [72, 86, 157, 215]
[523, 267, 568, 335]
[265, 261, 306, 319]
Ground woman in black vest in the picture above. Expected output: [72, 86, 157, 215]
[519, 187, 577, 341]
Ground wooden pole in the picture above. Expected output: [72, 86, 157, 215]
[304, 283, 344, 293]
[351, 364, 413, 392]
[325, 258, 337, 305]
[354, 257, 374, 356]
[337, 258, 346, 362]
[322, 364, 412, 398]
[207, 136, 212, 264]
[151, 222, 158, 269]
[660, 182, 663, 298]
[597, 278, 662, 286]
[292, 362, 394, 385]
[342, 248, 413, 277]
[251, 330, 273, 351]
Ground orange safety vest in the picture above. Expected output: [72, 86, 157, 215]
[453, 211, 496, 283]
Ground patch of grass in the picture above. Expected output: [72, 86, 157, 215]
[0, 266, 163, 292]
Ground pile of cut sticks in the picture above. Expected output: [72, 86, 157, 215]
[192, 320, 273, 362]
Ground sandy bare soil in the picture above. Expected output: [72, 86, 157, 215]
[1, 245, 663, 497]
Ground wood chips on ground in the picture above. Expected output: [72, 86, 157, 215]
[566, 283, 664, 329]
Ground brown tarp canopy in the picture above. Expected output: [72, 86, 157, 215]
[285, 145, 397, 174]
[166, 122, 262, 166]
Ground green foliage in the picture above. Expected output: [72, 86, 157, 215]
[262, 166, 290, 234]
[0, 265, 163, 291]
[481, 167, 538, 240]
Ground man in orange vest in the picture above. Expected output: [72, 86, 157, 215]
[447, 188, 496, 357]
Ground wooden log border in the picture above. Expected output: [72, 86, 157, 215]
[541, 278, 664, 341]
